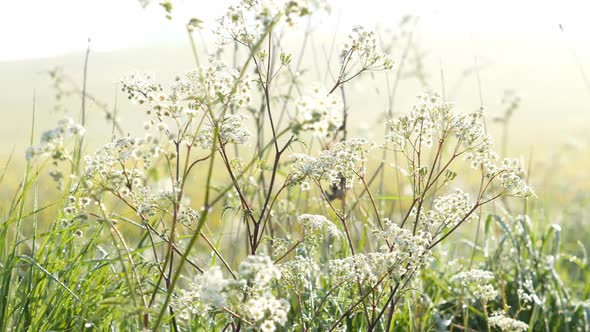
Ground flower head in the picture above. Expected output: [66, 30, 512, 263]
[292, 85, 343, 138]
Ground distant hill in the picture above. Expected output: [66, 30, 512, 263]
[2, 33, 589, 161]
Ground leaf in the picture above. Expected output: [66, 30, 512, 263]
[17, 255, 84, 305]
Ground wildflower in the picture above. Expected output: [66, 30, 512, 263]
[385, 93, 453, 149]
[490, 158, 535, 197]
[197, 114, 252, 149]
[238, 255, 281, 289]
[299, 214, 340, 237]
[242, 293, 290, 329]
[120, 72, 163, 106]
[199, 267, 229, 307]
[215, 0, 323, 45]
[300, 181, 311, 191]
[79, 197, 92, 207]
[451, 269, 497, 302]
[260, 319, 276, 332]
[329, 251, 402, 285]
[178, 207, 199, 227]
[215, 1, 265, 45]
[172, 59, 253, 109]
[230, 255, 290, 329]
[386, 93, 533, 199]
[278, 254, 319, 286]
[488, 312, 528, 332]
[423, 189, 477, 230]
[122, 59, 253, 120]
[298, 214, 341, 246]
[341, 26, 393, 70]
[376, 220, 431, 257]
[330, 223, 430, 286]
[25, 117, 85, 162]
[289, 138, 371, 189]
[292, 85, 343, 138]
[173, 267, 229, 321]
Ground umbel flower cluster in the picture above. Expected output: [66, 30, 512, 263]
[330, 220, 431, 286]
[292, 85, 343, 138]
[450, 269, 497, 302]
[341, 25, 394, 70]
[216, 0, 329, 45]
[174, 255, 289, 332]
[488, 312, 529, 332]
[385, 93, 534, 198]
[25, 117, 85, 162]
[289, 138, 371, 190]
[121, 58, 253, 119]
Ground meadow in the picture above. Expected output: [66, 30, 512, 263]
[1, 1, 590, 331]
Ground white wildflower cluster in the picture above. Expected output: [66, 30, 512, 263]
[238, 255, 282, 290]
[120, 72, 162, 106]
[199, 267, 229, 307]
[175, 255, 289, 331]
[278, 254, 319, 287]
[172, 60, 253, 109]
[216, 1, 264, 45]
[25, 117, 85, 162]
[270, 237, 291, 258]
[330, 221, 430, 286]
[341, 26, 394, 70]
[385, 93, 453, 149]
[376, 220, 432, 258]
[292, 85, 343, 138]
[195, 267, 229, 307]
[121, 59, 252, 118]
[242, 293, 289, 332]
[174, 267, 229, 320]
[289, 138, 371, 190]
[77, 136, 181, 220]
[196, 114, 252, 149]
[425, 94, 489, 151]
[464, 137, 497, 170]
[488, 312, 528, 332]
[455, 111, 489, 146]
[215, 0, 324, 45]
[329, 251, 405, 286]
[488, 158, 535, 197]
[132, 183, 179, 218]
[298, 214, 341, 246]
[450, 269, 497, 302]
[81, 136, 161, 191]
[253, 0, 318, 26]
[237, 255, 289, 332]
[386, 93, 534, 198]
[422, 189, 476, 231]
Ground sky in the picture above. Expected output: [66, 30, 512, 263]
[1, 0, 590, 62]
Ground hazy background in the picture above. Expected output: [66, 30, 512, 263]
[1, 0, 589, 206]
